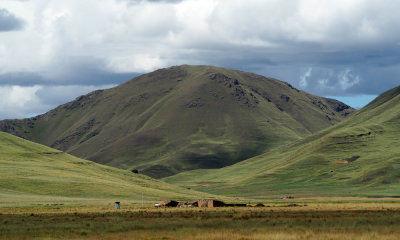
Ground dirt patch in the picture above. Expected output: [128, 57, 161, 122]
[334, 160, 349, 164]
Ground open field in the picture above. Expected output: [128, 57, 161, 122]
[1, 200, 400, 240]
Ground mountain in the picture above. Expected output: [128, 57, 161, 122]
[0, 65, 353, 178]
[0, 131, 214, 205]
[164, 86, 400, 198]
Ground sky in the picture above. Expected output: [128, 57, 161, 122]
[0, 0, 399, 119]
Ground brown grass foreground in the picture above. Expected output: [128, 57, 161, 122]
[1, 202, 400, 240]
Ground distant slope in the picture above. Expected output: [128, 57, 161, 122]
[164, 86, 400, 198]
[0, 65, 353, 178]
[0, 131, 213, 204]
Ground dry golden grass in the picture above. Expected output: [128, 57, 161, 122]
[1, 200, 400, 240]
[2, 197, 399, 214]
[77, 231, 400, 240]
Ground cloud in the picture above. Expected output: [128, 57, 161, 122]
[284, 66, 363, 95]
[0, 0, 399, 119]
[337, 68, 360, 90]
[0, 57, 138, 86]
[38, 57, 139, 85]
[299, 67, 312, 88]
[0, 72, 44, 86]
[0, 85, 42, 119]
[0, 84, 115, 120]
[2, 0, 400, 75]
[0, 8, 25, 31]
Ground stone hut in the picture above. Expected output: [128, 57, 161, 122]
[197, 200, 226, 208]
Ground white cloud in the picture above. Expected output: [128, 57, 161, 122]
[0, 84, 114, 120]
[337, 68, 361, 90]
[0, 85, 42, 119]
[318, 78, 329, 87]
[299, 67, 312, 88]
[107, 54, 165, 72]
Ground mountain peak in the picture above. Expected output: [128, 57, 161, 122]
[0, 65, 354, 178]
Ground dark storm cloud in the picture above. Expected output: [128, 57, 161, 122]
[45, 57, 139, 85]
[274, 61, 400, 97]
[282, 48, 400, 96]
[0, 71, 137, 86]
[0, 8, 25, 31]
[0, 72, 44, 85]
[0, 57, 139, 86]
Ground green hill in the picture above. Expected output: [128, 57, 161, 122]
[0, 65, 353, 178]
[0, 131, 214, 206]
[164, 86, 400, 198]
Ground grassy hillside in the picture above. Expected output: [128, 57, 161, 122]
[0, 65, 353, 178]
[164, 86, 400, 198]
[0, 131, 216, 206]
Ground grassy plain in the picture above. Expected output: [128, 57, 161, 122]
[1, 200, 400, 240]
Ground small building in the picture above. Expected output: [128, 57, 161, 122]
[197, 200, 226, 208]
[155, 199, 246, 208]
